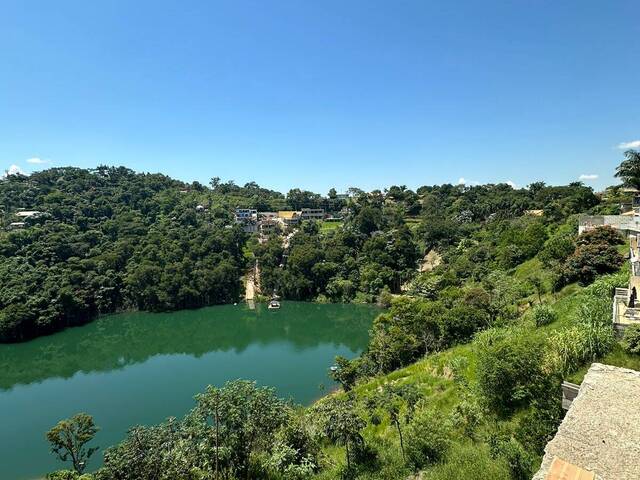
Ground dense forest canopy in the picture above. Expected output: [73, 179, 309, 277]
[0, 166, 608, 342]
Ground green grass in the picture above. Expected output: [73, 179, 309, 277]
[404, 217, 422, 232]
[512, 258, 557, 305]
[319, 220, 343, 233]
[617, 243, 630, 255]
[567, 344, 640, 383]
[420, 443, 511, 480]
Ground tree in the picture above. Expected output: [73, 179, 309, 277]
[100, 420, 188, 480]
[195, 380, 288, 479]
[366, 384, 419, 461]
[404, 408, 451, 469]
[209, 176, 221, 189]
[311, 397, 365, 471]
[615, 149, 640, 190]
[561, 242, 624, 286]
[576, 225, 624, 247]
[197, 386, 223, 478]
[46, 413, 99, 473]
[527, 273, 546, 304]
[476, 331, 553, 414]
[330, 356, 359, 392]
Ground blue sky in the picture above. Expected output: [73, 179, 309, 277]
[1, 0, 638, 193]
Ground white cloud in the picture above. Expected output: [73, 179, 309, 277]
[579, 174, 599, 181]
[1, 164, 26, 178]
[506, 180, 518, 189]
[458, 177, 481, 186]
[26, 157, 48, 164]
[618, 140, 640, 150]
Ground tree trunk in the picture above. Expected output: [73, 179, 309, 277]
[214, 403, 219, 479]
[396, 420, 405, 461]
[345, 440, 350, 470]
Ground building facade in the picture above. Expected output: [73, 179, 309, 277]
[300, 208, 325, 221]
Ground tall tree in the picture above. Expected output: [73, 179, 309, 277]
[312, 397, 365, 471]
[195, 380, 288, 479]
[615, 149, 640, 190]
[366, 384, 419, 461]
[46, 413, 99, 473]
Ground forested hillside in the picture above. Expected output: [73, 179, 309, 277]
[0, 166, 606, 343]
[254, 181, 603, 303]
[0, 167, 250, 341]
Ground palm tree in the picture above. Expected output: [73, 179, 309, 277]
[615, 150, 640, 190]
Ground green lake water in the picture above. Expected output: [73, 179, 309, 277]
[0, 302, 377, 480]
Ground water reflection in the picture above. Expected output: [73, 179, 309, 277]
[0, 302, 376, 390]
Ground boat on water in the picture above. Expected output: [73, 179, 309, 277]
[268, 291, 281, 309]
[268, 299, 281, 309]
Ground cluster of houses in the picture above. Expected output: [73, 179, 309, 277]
[234, 207, 330, 234]
[7, 210, 43, 230]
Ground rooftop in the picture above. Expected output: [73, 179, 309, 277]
[278, 211, 300, 219]
[14, 210, 42, 218]
[525, 209, 544, 217]
[533, 363, 640, 480]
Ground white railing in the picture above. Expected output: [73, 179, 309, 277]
[615, 288, 630, 298]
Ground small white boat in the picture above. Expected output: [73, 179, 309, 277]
[329, 366, 339, 373]
[268, 300, 281, 310]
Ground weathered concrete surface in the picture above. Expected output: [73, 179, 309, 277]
[533, 363, 640, 480]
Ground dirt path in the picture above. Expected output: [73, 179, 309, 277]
[420, 249, 442, 272]
[245, 263, 260, 308]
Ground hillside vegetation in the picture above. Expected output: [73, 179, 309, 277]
[1, 168, 605, 342]
[4, 160, 640, 479]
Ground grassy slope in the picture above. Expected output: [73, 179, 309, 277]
[313, 261, 640, 479]
[319, 220, 344, 233]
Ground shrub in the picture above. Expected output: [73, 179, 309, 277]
[46, 472, 94, 480]
[476, 330, 552, 413]
[419, 444, 511, 480]
[539, 232, 576, 267]
[622, 324, 640, 354]
[515, 400, 563, 455]
[532, 304, 557, 327]
[438, 304, 490, 346]
[489, 436, 535, 480]
[575, 293, 613, 327]
[449, 394, 484, 439]
[544, 288, 617, 376]
[46, 472, 80, 480]
[583, 269, 628, 298]
[547, 327, 614, 377]
[404, 408, 451, 469]
[560, 231, 625, 286]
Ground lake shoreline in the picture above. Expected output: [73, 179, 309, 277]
[1, 298, 381, 346]
[0, 302, 377, 480]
